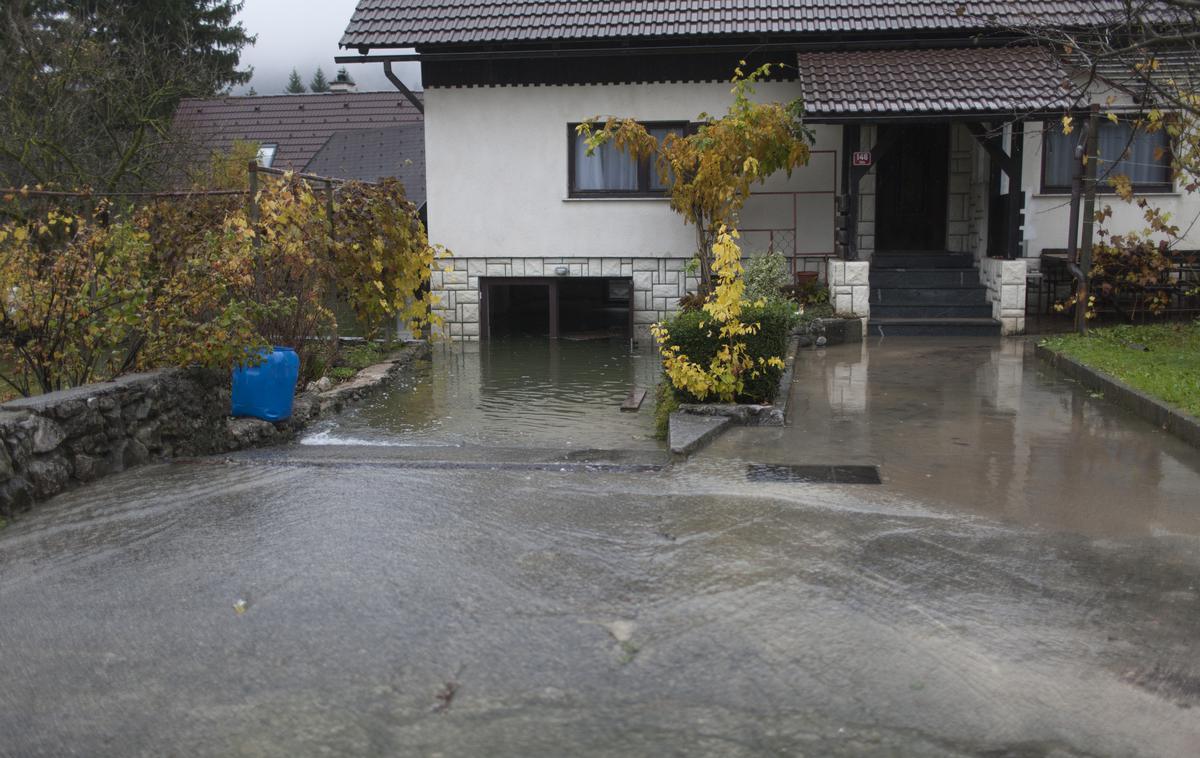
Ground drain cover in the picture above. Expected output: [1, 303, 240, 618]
[747, 464, 882, 484]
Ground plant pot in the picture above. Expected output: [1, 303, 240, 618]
[231, 346, 300, 421]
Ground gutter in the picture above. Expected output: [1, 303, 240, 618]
[383, 61, 423, 114]
[335, 34, 1029, 66]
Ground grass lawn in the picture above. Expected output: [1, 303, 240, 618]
[1041, 321, 1200, 418]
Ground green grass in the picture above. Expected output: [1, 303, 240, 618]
[1041, 321, 1200, 418]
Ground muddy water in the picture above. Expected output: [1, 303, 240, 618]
[4, 336, 1200, 755]
[703, 337, 1200, 539]
[303, 337, 662, 450]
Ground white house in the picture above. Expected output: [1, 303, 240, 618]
[338, 1, 1198, 340]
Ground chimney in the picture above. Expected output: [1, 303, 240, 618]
[330, 67, 357, 93]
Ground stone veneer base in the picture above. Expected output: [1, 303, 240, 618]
[430, 256, 699, 341]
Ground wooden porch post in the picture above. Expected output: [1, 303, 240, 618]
[1006, 121, 1025, 260]
[839, 124, 861, 260]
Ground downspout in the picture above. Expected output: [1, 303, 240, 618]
[384, 60, 424, 114]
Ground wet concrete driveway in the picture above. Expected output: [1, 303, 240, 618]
[2, 338, 1199, 756]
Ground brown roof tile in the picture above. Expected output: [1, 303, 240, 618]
[172, 91, 423, 173]
[341, 1, 1139, 49]
[797, 46, 1074, 117]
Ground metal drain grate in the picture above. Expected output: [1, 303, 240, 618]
[747, 464, 882, 484]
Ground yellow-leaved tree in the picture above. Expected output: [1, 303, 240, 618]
[576, 61, 813, 295]
[651, 227, 785, 403]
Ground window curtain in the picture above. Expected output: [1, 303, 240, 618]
[1043, 128, 1079, 188]
[647, 126, 675, 191]
[1097, 122, 1170, 187]
[573, 134, 637, 191]
[1044, 122, 1170, 190]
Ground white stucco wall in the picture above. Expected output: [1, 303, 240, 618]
[423, 81, 840, 261]
[1020, 120, 1200, 256]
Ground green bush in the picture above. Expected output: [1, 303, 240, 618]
[659, 298, 797, 404]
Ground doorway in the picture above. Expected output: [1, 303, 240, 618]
[875, 124, 950, 251]
[481, 277, 632, 339]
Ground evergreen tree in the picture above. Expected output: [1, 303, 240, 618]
[336, 67, 355, 86]
[1, 0, 255, 190]
[285, 68, 306, 94]
[246, 86, 257, 96]
[309, 67, 330, 93]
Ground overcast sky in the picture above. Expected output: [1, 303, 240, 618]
[234, 0, 421, 95]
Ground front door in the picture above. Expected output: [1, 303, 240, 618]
[875, 124, 949, 251]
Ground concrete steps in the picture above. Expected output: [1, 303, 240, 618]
[867, 318, 1002, 337]
[868, 252, 1000, 337]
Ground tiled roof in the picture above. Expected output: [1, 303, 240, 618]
[797, 46, 1074, 117]
[304, 123, 426, 205]
[341, 0, 1135, 49]
[172, 91, 423, 173]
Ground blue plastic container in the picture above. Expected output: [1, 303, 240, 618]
[231, 346, 300, 421]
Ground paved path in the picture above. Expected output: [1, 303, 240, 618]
[1, 337, 1199, 756]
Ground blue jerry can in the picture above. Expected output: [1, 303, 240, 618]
[231, 347, 300, 421]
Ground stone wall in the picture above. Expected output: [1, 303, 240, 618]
[0, 343, 430, 519]
[827, 260, 871, 318]
[947, 125, 975, 253]
[431, 256, 699, 341]
[0, 369, 230, 515]
[980, 257, 1028, 335]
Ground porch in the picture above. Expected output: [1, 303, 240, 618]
[794, 45, 1077, 336]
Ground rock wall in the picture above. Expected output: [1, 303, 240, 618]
[0, 343, 430, 519]
[0, 369, 230, 515]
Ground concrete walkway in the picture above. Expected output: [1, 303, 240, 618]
[1, 337, 1199, 756]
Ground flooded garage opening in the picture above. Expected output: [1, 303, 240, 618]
[482, 277, 631, 340]
[484, 282, 551, 337]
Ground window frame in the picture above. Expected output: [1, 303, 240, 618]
[1039, 119, 1174, 195]
[566, 121, 690, 198]
[256, 143, 278, 168]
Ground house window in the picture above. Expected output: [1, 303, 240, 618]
[256, 143, 278, 168]
[1042, 121, 1172, 193]
[568, 122, 687, 197]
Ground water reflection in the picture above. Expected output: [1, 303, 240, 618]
[705, 337, 1200, 538]
[304, 337, 662, 450]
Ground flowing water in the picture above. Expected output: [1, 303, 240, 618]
[302, 337, 663, 450]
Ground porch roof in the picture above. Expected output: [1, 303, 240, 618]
[797, 46, 1075, 122]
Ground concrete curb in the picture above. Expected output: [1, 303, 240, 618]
[1035, 343, 1200, 449]
[668, 413, 732, 456]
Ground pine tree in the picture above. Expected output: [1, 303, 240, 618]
[309, 67, 330, 93]
[285, 68, 305, 94]
[336, 67, 355, 86]
[246, 86, 257, 96]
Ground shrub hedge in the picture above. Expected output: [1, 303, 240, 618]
[659, 298, 796, 404]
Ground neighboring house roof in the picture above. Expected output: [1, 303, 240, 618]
[797, 46, 1074, 119]
[341, 0, 1135, 49]
[304, 123, 426, 206]
[173, 91, 423, 173]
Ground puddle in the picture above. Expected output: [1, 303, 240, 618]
[303, 337, 662, 450]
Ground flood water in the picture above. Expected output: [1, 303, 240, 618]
[302, 337, 662, 450]
[4, 337, 1200, 755]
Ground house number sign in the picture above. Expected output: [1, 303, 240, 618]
[851, 151, 872, 167]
